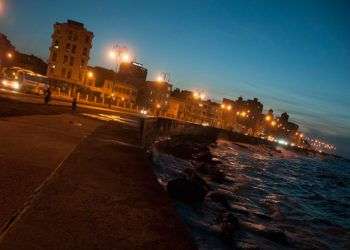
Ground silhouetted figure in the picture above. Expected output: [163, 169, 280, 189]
[44, 86, 51, 105]
[72, 96, 77, 113]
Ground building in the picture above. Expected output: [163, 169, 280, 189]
[165, 96, 185, 119]
[13, 52, 47, 75]
[47, 20, 94, 84]
[220, 98, 236, 129]
[85, 66, 137, 108]
[117, 61, 147, 82]
[0, 33, 15, 68]
[137, 80, 172, 115]
[113, 81, 138, 109]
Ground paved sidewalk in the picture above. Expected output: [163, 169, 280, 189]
[0, 114, 102, 230]
[0, 121, 195, 249]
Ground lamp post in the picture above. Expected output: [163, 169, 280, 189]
[109, 45, 131, 72]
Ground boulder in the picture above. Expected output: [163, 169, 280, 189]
[209, 168, 227, 183]
[218, 212, 240, 242]
[167, 176, 209, 204]
[241, 222, 289, 245]
[208, 191, 230, 208]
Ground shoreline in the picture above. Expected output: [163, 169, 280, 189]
[151, 131, 349, 249]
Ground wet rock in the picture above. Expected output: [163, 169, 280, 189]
[195, 163, 210, 175]
[208, 191, 230, 208]
[209, 168, 226, 183]
[231, 205, 250, 216]
[236, 241, 259, 250]
[167, 175, 209, 204]
[241, 222, 289, 245]
[218, 212, 240, 242]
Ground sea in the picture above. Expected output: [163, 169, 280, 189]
[152, 139, 350, 249]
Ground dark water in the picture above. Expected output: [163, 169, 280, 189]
[153, 139, 350, 249]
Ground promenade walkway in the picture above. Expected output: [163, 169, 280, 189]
[0, 97, 195, 250]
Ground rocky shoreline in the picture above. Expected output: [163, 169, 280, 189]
[151, 131, 347, 249]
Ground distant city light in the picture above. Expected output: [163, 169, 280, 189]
[156, 75, 163, 82]
[87, 71, 94, 78]
[277, 139, 288, 146]
[271, 120, 277, 126]
[265, 115, 271, 121]
[200, 93, 206, 100]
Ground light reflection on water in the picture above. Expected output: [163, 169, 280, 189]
[153, 139, 350, 249]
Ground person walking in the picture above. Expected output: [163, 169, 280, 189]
[44, 86, 51, 105]
[72, 95, 77, 113]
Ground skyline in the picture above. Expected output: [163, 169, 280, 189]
[0, 0, 349, 157]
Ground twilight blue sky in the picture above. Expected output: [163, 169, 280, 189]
[1, 0, 350, 157]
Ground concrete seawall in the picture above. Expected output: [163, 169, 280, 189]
[140, 117, 271, 149]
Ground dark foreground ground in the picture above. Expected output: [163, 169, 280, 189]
[0, 96, 195, 249]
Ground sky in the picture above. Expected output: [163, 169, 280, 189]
[1, 0, 349, 157]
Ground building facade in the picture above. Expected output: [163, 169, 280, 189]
[47, 20, 94, 84]
[117, 61, 147, 82]
[13, 52, 47, 75]
[136, 80, 172, 115]
[0, 33, 15, 68]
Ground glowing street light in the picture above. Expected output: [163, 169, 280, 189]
[120, 52, 130, 63]
[271, 120, 277, 127]
[109, 50, 117, 59]
[156, 75, 164, 82]
[108, 45, 131, 72]
[156, 103, 161, 109]
[87, 71, 94, 78]
[193, 91, 199, 99]
[221, 104, 226, 109]
[265, 115, 271, 121]
[227, 105, 232, 111]
[6, 52, 13, 59]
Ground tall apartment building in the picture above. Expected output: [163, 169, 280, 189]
[47, 20, 93, 84]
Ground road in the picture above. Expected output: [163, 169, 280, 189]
[0, 93, 195, 249]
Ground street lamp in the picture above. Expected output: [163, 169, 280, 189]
[120, 52, 130, 63]
[109, 45, 131, 72]
[193, 91, 199, 99]
[87, 71, 94, 78]
[271, 120, 277, 127]
[156, 75, 163, 83]
[6, 52, 13, 59]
